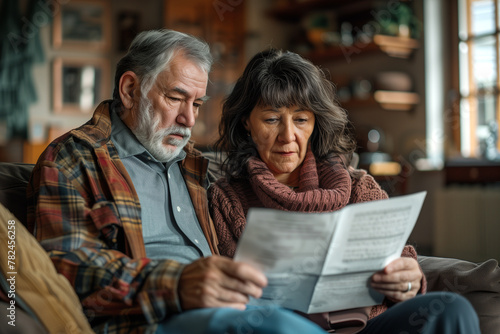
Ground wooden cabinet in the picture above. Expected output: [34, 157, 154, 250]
[444, 159, 500, 185]
[163, 0, 246, 147]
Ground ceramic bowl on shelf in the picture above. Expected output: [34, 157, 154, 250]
[374, 71, 413, 92]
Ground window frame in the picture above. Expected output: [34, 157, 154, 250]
[456, 0, 500, 157]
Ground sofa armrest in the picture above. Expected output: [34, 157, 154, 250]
[419, 255, 500, 334]
[0, 163, 34, 225]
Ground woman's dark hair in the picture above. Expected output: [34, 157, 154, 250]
[214, 49, 357, 179]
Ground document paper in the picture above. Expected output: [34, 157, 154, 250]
[233, 191, 427, 313]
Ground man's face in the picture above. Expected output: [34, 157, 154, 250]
[131, 54, 208, 162]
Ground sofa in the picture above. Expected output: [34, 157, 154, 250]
[1, 161, 500, 333]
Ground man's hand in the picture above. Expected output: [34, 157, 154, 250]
[370, 257, 422, 303]
[178, 256, 267, 310]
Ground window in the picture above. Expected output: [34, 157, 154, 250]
[458, 0, 500, 159]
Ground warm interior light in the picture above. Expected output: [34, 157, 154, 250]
[369, 162, 402, 176]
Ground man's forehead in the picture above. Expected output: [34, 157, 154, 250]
[155, 71, 207, 93]
[161, 55, 208, 79]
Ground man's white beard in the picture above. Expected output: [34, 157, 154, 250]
[132, 95, 191, 162]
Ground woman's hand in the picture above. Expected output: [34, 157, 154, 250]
[370, 257, 422, 303]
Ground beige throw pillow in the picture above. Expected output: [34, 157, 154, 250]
[0, 204, 93, 333]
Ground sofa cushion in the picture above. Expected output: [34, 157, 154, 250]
[0, 163, 34, 225]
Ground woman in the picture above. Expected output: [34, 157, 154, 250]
[208, 49, 480, 333]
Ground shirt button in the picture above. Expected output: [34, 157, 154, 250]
[194, 239, 199, 244]
[177, 206, 181, 212]
[168, 173, 171, 179]
[147, 157, 152, 160]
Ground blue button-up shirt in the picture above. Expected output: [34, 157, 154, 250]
[110, 108, 212, 263]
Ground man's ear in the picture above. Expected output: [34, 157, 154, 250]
[119, 71, 139, 109]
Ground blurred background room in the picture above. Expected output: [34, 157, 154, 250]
[0, 0, 499, 262]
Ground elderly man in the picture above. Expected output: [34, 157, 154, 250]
[27, 29, 327, 333]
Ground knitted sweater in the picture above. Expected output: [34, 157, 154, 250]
[208, 150, 427, 319]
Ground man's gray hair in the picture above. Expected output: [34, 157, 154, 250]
[112, 29, 212, 106]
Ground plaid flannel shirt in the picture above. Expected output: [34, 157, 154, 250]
[26, 101, 219, 333]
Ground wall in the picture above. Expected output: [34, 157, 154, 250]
[3, 0, 164, 145]
[244, 0, 295, 61]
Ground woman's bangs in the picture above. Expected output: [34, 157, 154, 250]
[258, 77, 312, 110]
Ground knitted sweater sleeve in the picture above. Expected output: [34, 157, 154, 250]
[350, 169, 428, 319]
[349, 167, 389, 203]
[208, 179, 248, 257]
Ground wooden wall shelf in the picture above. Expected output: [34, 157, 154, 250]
[304, 42, 379, 64]
[341, 91, 419, 111]
[339, 96, 378, 110]
[373, 90, 419, 111]
[304, 35, 418, 63]
[373, 35, 419, 58]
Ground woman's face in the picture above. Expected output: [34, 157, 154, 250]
[244, 104, 315, 185]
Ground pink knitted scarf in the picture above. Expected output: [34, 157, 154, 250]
[246, 150, 352, 212]
[210, 150, 354, 257]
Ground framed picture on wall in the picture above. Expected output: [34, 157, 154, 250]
[52, 0, 111, 51]
[52, 57, 111, 114]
